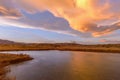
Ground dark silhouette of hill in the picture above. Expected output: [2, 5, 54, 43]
[0, 39, 17, 44]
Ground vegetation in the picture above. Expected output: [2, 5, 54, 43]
[0, 43, 120, 53]
[0, 53, 33, 80]
[0, 43, 119, 79]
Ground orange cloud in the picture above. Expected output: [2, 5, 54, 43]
[17, 0, 120, 37]
[0, 0, 120, 37]
[100, 39, 120, 44]
[0, 6, 22, 19]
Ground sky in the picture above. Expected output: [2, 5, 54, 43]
[0, 0, 120, 44]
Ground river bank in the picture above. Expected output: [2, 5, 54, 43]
[6, 51, 120, 80]
[0, 43, 120, 53]
[0, 53, 33, 80]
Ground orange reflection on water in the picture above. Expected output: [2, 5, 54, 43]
[70, 51, 111, 80]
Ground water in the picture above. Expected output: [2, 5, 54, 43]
[3, 51, 120, 80]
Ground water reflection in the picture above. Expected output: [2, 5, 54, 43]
[6, 51, 120, 80]
[70, 52, 120, 80]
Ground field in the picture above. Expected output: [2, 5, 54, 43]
[0, 43, 120, 53]
[0, 53, 33, 80]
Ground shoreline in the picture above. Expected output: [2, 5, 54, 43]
[0, 43, 120, 53]
[0, 48, 120, 53]
[0, 53, 33, 80]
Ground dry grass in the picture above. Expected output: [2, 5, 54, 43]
[0, 43, 120, 53]
[0, 53, 33, 80]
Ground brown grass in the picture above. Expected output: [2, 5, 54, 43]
[0, 43, 120, 53]
[0, 53, 33, 80]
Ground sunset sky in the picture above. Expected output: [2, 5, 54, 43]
[0, 0, 120, 44]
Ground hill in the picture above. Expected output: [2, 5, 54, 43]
[0, 39, 17, 44]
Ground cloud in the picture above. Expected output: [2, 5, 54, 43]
[100, 39, 120, 44]
[18, 0, 120, 37]
[17, 11, 94, 37]
[0, 6, 22, 19]
[0, 0, 86, 37]
[0, 0, 120, 37]
[0, 0, 22, 19]
[92, 22, 120, 37]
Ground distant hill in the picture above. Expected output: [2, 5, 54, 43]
[0, 39, 17, 44]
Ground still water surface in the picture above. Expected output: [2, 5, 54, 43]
[4, 51, 120, 80]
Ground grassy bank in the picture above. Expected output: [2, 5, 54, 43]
[0, 53, 33, 80]
[0, 43, 120, 53]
